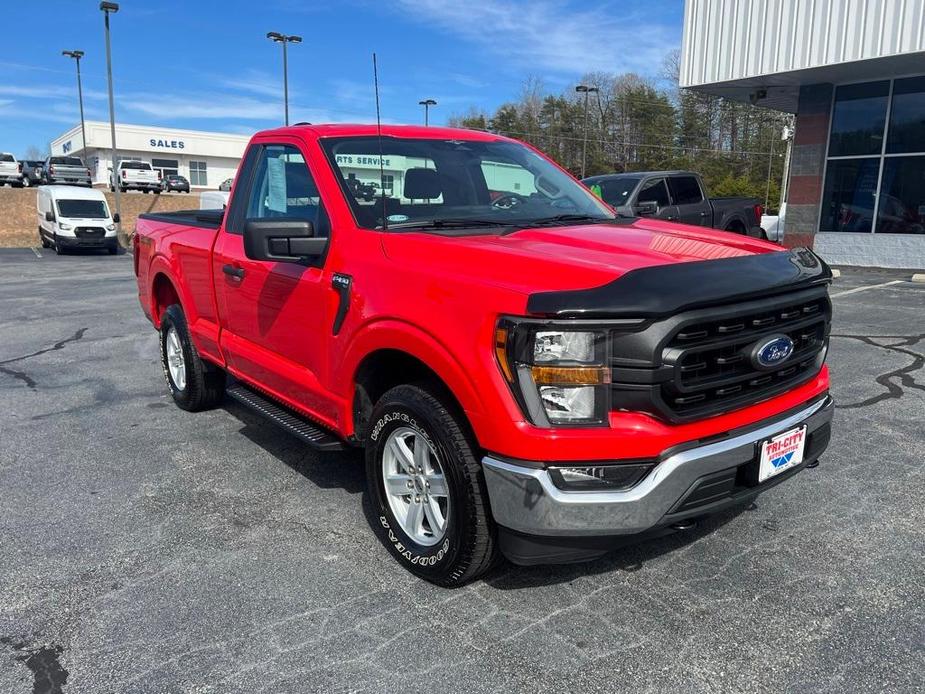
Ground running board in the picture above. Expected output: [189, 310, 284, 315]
[225, 381, 346, 451]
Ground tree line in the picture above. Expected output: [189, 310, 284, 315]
[448, 51, 792, 212]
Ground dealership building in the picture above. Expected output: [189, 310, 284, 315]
[681, 0, 925, 268]
[50, 121, 250, 190]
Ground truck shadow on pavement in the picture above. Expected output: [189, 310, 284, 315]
[221, 398, 754, 590]
[222, 400, 367, 494]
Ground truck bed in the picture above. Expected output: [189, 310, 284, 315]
[137, 209, 224, 229]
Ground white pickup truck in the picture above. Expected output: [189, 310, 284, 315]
[111, 160, 161, 194]
[0, 153, 23, 187]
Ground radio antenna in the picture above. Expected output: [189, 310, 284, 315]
[373, 52, 387, 231]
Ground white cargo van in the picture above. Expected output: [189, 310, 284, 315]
[37, 186, 120, 254]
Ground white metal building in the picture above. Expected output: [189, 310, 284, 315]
[50, 121, 251, 190]
[680, 0, 925, 269]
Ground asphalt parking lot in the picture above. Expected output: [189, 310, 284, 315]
[1, 248, 923, 693]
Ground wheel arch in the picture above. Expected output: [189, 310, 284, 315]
[342, 323, 485, 444]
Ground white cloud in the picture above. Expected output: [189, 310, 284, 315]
[122, 92, 281, 120]
[220, 69, 288, 99]
[393, 0, 679, 76]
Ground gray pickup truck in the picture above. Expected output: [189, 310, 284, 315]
[43, 155, 92, 187]
[583, 170, 765, 237]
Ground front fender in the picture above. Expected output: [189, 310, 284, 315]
[336, 318, 487, 436]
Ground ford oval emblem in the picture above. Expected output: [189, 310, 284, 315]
[752, 335, 795, 369]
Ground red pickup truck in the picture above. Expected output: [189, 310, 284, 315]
[133, 124, 834, 586]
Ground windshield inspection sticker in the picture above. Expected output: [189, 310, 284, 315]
[266, 157, 287, 213]
[387, 214, 409, 223]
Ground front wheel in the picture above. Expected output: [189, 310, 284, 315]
[366, 384, 497, 586]
[159, 304, 225, 411]
[22, 177, 31, 188]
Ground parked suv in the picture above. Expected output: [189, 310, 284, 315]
[43, 155, 92, 187]
[0, 153, 23, 187]
[133, 124, 833, 586]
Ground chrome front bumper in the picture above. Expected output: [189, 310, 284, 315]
[482, 396, 834, 538]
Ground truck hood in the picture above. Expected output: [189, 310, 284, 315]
[381, 217, 779, 297]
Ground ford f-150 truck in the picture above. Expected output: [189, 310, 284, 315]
[134, 124, 833, 586]
[583, 171, 765, 237]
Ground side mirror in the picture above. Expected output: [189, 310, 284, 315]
[112, 213, 121, 223]
[244, 219, 326, 262]
[634, 201, 658, 216]
[45, 211, 55, 222]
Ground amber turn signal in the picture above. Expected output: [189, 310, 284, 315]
[530, 366, 609, 385]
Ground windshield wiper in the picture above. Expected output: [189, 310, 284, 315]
[384, 218, 516, 231]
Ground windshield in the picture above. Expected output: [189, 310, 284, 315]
[51, 156, 83, 166]
[586, 176, 641, 207]
[57, 199, 109, 219]
[120, 161, 151, 170]
[320, 136, 616, 231]
[0, 154, 13, 162]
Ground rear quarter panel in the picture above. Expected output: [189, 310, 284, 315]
[135, 216, 223, 364]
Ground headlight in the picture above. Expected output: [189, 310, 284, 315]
[496, 320, 610, 427]
[106, 224, 116, 231]
[58, 223, 73, 230]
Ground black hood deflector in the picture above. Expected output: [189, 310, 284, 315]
[527, 248, 832, 319]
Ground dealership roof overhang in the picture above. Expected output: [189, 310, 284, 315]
[683, 50, 925, 113]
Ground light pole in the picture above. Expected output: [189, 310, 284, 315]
[62, 50, 87, 157]
[266, 32, 302, 126]
[575, 84, 599, 179]
[100, 2, 123, 244]
[418, 99, 437, 126]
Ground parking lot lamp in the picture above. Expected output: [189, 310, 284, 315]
[61, 50, 87, 157]
[575, 84, 599, 179]
[100, 2, 123, 244]
[418, 99, 437, 126]
[266, 32, 302, 126]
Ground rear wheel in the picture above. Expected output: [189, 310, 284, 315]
[159, 304, 225, 411]
[22, 177, 31, 188]
[366, 383, 497, 587]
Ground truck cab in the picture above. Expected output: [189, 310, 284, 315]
[0, 153, 23, 187]
[133, 124, 833, 585]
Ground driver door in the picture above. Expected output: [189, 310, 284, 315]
[213, 140, 338, 425]
[634, 177, 678, 221]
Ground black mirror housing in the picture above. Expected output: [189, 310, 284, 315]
[112, 212, 121, 223]
[634, 201, 658, 216]
[244, 219, 327, 262]
[45, 211, 55, 222]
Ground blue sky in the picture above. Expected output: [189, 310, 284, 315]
[1, 0, 684, 157]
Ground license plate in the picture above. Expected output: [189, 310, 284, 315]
[759, 425, 807, 483]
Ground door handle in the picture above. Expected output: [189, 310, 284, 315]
[222, 264, 245, 280]
[700, 211, 708, 216]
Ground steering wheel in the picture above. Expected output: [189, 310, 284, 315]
[491, 193, 530, 210]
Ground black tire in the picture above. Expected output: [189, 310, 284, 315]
[108, 245, 120, 255]
[366, 383, 497, 587]
[158, 304, 225, 411]
[52, 233, 64, 255]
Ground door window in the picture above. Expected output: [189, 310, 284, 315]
[668, 176, 704, 205]
[244, 144, 325, 231]
[637, 178, 670, 208]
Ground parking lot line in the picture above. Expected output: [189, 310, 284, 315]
[830, 279, 905, 299]
[30, 246, 42, 258]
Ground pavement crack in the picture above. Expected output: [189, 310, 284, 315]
[0, 327, 88, 390]
[830, 333, 925, 409]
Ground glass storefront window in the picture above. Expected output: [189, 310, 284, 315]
[819, 158, 880, 232]
[886, 76, 925, 154]
[876, 157, 925, 234]
[828, 81, 889, 157]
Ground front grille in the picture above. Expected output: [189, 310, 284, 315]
[663, 295, 829, 418]
[609, 287, 831, 422]
[75, 227, 105, 238]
